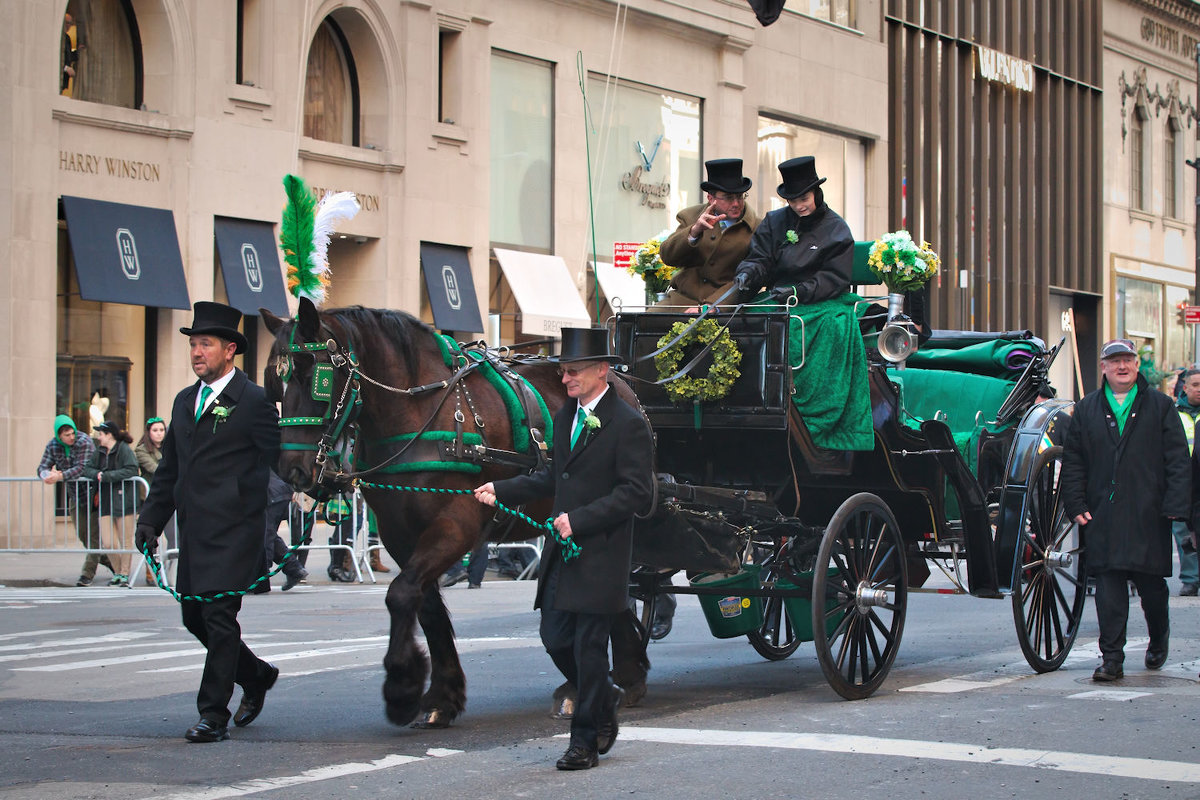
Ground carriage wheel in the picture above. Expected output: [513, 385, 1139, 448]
[747, 548, 801, 661]
[1011, 445, 1087, 673]
[812, 493, 908, 700]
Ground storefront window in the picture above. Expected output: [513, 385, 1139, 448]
[62, 0, 140, 108]
[586, 77, 700, 259]
[490, 52, 553, 251]
[785, 0, 854, 28]
[1164, 284, 1194, 371]
[756, 115, 867, 238]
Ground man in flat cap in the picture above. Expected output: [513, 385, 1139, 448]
[1063, 338, 1190, 682]
[136, 301, 282, 742]
[656, 158, 760, 308]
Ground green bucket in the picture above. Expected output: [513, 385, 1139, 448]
[692, 565, 765, 639]
[778, 568, 845, 642]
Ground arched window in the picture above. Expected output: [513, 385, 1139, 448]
[303, 19, 359, 146]
[61, 0, 142, 109]
[1130, 104, 1148, 211]
[1166, 116, 1181, 218]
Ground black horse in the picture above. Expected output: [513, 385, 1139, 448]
[263, 299, 648, 727]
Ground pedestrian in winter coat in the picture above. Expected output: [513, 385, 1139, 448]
[733, 156, 854, 303]
[82, 421, 140, 586]
[1063, 338, 1191, 682]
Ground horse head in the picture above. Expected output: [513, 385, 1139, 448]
[263, 297, 362, 496]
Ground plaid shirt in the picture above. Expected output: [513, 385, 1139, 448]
[37, 431, 95, 481]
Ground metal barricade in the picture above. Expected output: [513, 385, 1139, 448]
[0, 476, 151, 585]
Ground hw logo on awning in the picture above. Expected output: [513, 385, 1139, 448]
[116, 228, 140, 280]
[442, 265, 462, 310]
[242, 243, 263, 292]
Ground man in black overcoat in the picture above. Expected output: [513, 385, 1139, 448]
[474, 327, 654, 770]
[1063, 338, 1191, 682]
[135, 302, 281, 742]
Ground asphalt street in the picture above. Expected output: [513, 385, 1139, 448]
[2, 560, 1200, 800]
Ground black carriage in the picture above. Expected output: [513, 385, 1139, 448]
[612, 291, 1082, 700]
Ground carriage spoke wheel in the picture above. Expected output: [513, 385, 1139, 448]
[813, 493, 907, 700]
[747, 544, 801, 661]
[1012, 445, 1087, 673]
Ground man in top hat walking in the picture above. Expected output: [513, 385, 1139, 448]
[474, 327, 654, 770]
[656, 158, 761, 308]
[734, 155, 854, 303]
[135, 301, 282, 742]
[1063, 338, 1190, 682]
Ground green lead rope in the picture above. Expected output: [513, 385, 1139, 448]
[141, 538, 311, 603]
[357, 480, 581, 563]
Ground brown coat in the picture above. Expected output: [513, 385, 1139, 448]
[658, 203, 760, 304]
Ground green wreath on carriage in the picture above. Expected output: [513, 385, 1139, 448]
[654, 318, 743, 403]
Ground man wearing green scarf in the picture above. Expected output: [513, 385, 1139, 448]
[37, 414, 108, 585]
[1063, 339, 1191, 682]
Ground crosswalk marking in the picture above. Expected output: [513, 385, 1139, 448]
[610, 726, 1200, 783]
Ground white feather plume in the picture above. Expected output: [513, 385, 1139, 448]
[307, 191, 361, 300]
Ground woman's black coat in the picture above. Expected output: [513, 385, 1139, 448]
[82, 441, 140, 517]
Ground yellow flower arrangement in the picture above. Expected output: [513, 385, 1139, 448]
[627, 229, 679, 296]
[867, 230, 940, 293]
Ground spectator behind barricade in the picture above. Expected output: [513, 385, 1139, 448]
[1063, 338, 1190, 683]
[366, 509, 390, 574]
[38, 414, 110, 586]
[256, 470, 308, 593]
[135, 416, 177, 584]
[733, 156, 854, 304]
[83, 421, 139, 587]
[655, 158, 760, 309]
[1174, 369, 1200, 596]
[325, 492, 363, 582]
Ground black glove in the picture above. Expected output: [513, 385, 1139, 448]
[732, 271, 758, 303]
[135, 524, 160, 556]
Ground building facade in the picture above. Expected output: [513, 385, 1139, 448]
[1, 0, 888, 474]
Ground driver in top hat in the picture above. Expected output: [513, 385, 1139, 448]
[473, 327, 654, 771]
[733, 156, 854, 304]
[656, 158, 760, 308]
[135, 301, 283, 743]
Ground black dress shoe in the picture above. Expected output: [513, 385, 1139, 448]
[185, 718, 229, 743]
[248, 581, 271, 595]
[556, 744, 599, 770]
[282, 568, 308, 592]
[1092, 661, 1124, 682]
[596, 684, 625, 755]
[233, 664, 279, 727]
[1145, 644, 1169, 670]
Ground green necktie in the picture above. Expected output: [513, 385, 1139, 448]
[570, 406, 587, 449]
[196, 385, 213, 422]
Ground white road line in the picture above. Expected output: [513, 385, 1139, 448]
[142, 643, 385, 673]
[612, 726, 1200, 783]
[143, 749, 461, 800]
[12, 647, 206, 672]
[0, 630, 154, 653]
[1069, 689, 1153, 701]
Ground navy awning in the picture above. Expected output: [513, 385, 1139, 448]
[61, 196, 191, 310]
[213, 216, 289, 317]
[419, 242, 483, 333]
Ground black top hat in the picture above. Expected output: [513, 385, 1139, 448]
[776, 156, 827, 200]
[552, 327, 622, 363]
[179, 301, 248, 354]
[700, 158, 753, 195]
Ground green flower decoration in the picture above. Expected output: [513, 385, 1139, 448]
[654, 318, 742, 404]
[785, 230, 799, 245]
[211, 403, 234, 433]
[584, 412, 601, 430]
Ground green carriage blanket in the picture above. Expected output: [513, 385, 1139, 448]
[751, 292, 874, 451]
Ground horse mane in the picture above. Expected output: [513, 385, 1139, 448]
[326, 306, 433, 385]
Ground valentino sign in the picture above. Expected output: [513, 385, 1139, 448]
[975, 44, 1035, 93]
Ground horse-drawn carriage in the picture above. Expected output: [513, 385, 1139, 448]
[265, 259, 1083, 725]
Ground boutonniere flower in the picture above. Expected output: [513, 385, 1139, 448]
[785, 230, 799, 245]
[584, 412, 601, 431]
[211, 402, 235, 433]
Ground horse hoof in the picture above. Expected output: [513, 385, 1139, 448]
[622, 680, 647, 708]
[411, 708, 454, 729]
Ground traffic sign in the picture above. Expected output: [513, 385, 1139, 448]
[1185, 305, 1200, 324]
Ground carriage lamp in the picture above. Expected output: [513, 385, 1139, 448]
[877, 315, 919, 368]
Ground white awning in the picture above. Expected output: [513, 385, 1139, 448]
[493, 248, 591, 337]
[593, 259, 649, 313]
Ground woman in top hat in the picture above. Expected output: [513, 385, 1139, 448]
[657, 158, 761, 308]
[733, 156, 854, 304]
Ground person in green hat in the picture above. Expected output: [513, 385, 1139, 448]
[37, 414, 110, 585]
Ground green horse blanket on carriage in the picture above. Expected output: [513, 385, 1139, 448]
[750, 292, 874, 451]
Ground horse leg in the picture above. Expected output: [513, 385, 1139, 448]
[382, 571, 429, 726]
[410, 585, 466, 729]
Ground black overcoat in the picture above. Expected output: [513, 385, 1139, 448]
[1062, 373, 1190, 576]
[137, 369, 280, 594]
[734, 203, 853, 303]
[494, 386, 654, 614]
